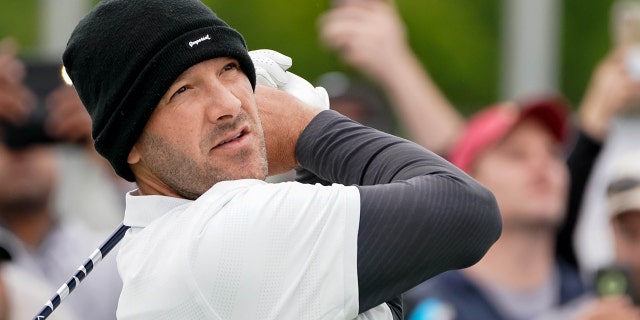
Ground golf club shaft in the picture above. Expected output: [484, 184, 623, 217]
[33, 223, 130, 320]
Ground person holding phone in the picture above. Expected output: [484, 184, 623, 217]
[0, 42, 123, 320]
[318, 0, 464, 156]
[599, 154, 640, 304]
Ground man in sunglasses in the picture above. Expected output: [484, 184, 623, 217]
[604, 158, 640, 305]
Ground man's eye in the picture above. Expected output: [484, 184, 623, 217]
[223, 62, 239, 72]
[172, 86, 187, 98]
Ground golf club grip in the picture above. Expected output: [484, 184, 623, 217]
[33, 224, 130, 320]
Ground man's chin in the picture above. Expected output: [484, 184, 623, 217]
[232, 171, 267, 181]
[223, 165, 268, 182]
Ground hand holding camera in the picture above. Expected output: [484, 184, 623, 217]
[0, 39, 35, 126]
[0, 42, 92, 150]
[613, 0, 640, 82]
[44, 84, 92, 145]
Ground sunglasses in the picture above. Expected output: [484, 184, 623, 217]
[606, 176, 640, 197]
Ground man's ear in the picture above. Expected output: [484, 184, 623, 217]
[127, 145, 141, 165]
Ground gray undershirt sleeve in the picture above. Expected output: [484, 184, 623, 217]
[295, 110, 502, 313]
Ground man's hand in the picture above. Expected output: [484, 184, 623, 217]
[579, 46, 640, 141]
[255, 86, 323, 176]
[249, 49, 329, 110]
[318, 0, 409, 82]
[0, 42, 35, 125]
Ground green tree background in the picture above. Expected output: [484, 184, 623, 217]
[0, 0, 620, 116]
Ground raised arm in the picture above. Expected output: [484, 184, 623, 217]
[318, 0, 464, 155]
[558, 47, 640, 270]
[296, 110, 502, 312]
[253, 55, 501, 313]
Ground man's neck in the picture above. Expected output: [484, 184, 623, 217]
[464, 226, 556, 291]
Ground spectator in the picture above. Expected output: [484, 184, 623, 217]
[575, 44, 640, 276]
[404, 93, 640, 319]
[1, 36, 128, 236]
[0, 139, 122, 320]
[601, 152, 640, 304]
[404, 96, 583, 319]
[408, 44, 639, 318]
[0, 41, 122, 320]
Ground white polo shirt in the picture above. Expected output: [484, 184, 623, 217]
[117, 179, 391, 319]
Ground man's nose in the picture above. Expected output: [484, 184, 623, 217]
[204, 84, 242, 123]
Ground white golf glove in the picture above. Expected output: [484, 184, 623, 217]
[249, 49, 330, 110]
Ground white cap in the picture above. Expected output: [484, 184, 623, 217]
[608, 180, 640, 218]
[606, 152, 640, 218]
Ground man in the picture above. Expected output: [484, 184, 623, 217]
[62, 0, 502, 319]
[604, 158, 640, 304]
[404, 97, 582, 320]
[0, 117, 122, 320]
[0, 46, 122, 320]
[404, 96, 640, 319]
[566, 156, 640, 319]
[0, 37, 128, 237]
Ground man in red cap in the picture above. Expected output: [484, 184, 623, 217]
[406, 96, 579, 319]
[404, 93, 640, 319]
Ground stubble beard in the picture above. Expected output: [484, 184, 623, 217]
[139, 118, 268, 200]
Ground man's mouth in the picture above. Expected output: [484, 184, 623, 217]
[217, 132, 244, 147]
[212, 127, 249, 150]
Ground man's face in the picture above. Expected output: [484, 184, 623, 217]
[0, 144, 56, 212]
[129, 57, 267, 199]
[612, 210, 640, 293]
[471, 118, 568, 231]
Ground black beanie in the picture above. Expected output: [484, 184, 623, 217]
[63, 0, 256, 182]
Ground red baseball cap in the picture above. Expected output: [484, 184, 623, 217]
[448, 95, 570, 172]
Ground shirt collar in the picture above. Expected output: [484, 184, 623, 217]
[123, 180, 266, 228]
[123, 189, 192, 228]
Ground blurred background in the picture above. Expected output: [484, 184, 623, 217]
[0, 0, 619, 116]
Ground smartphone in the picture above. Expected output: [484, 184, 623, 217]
[0, 61, 67, 150]
[595, 265, 639, 305]
[612, 0, 640, 100]
[2, 107, 59, 150]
